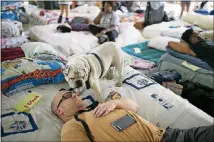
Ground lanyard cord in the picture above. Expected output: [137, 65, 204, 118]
[74, 101, 99, 142]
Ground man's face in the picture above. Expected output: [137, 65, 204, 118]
[52, 90, 85, 120]
[189, 31, 204, 44]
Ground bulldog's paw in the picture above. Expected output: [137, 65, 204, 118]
[116, 81, 122, 87]
[106, 67, 114, 80]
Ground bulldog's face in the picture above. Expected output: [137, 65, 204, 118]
[63, 58, 90, 89]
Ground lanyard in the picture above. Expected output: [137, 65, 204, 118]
[74, 99, 99, 142]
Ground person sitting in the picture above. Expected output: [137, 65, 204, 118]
[51, 89, 214, 142]
[168, 28, 214, 69]
[88, 1, 120, 44]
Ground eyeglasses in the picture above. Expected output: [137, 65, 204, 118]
[56, 91, 76, 109]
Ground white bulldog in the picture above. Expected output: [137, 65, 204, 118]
[63, 42, 124, 101]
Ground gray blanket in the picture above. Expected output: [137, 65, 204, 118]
[158, 53, 214, 89]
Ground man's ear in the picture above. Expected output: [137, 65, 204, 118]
[55, 108, 64, 116]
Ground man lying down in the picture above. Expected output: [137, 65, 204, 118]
[168, 28, 214, 69]
[51, 89, 213, 142]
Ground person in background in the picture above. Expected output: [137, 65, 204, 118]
[88, 1, 120, 44]
[58, 1, 72, 23]
[51, 89, 214, 142]
[168, 28, 214, 69]
[180, 0, 191, 18]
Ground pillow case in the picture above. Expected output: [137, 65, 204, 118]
[21, 42, 59, 58]
[1, 54, 66, 96]
[148, 36, 180, 51]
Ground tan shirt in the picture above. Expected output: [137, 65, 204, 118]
[61, 109, 165, 142]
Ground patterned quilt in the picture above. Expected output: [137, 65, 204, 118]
[1, 54, 66, 96]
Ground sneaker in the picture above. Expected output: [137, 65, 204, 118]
[57, 15, 62, 23]
[98, 35, 109, 44]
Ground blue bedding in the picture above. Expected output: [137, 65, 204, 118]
[122, 41, 166, 64]
[166, 47, 213, 71]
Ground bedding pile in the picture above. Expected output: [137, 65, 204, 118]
[1, 20, 29, 49]
[1, 66, 213, 141]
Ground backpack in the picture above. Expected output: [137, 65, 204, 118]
[144, 2, 165, 27]
[71, 17, 89, 24]
[181, 80, 214, 117]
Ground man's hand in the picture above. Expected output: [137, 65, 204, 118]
[93, 100, 116, 117]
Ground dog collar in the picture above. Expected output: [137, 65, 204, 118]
[85, 80, 90, 89]
[85, 53, 104, 89]
[90, 53, 104, 78]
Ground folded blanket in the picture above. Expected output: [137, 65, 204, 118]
[122, 41, 166, 64]
[1, 47, 25, 61]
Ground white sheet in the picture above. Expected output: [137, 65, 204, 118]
[142, 20, 203, 39]
[29, 23, 144, 58]
[2, 66, 213, 141]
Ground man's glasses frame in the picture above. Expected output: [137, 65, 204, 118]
[56, 89, 76, 109]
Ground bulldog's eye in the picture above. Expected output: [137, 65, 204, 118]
[70, 78, 75, 80]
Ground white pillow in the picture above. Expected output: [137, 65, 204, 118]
[148, 36, 180, 51]
[21, 42, 59, 58]
[181, 11, 214, 30]
[181, 11, 198, 24]
[197, 15, 213, 30]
